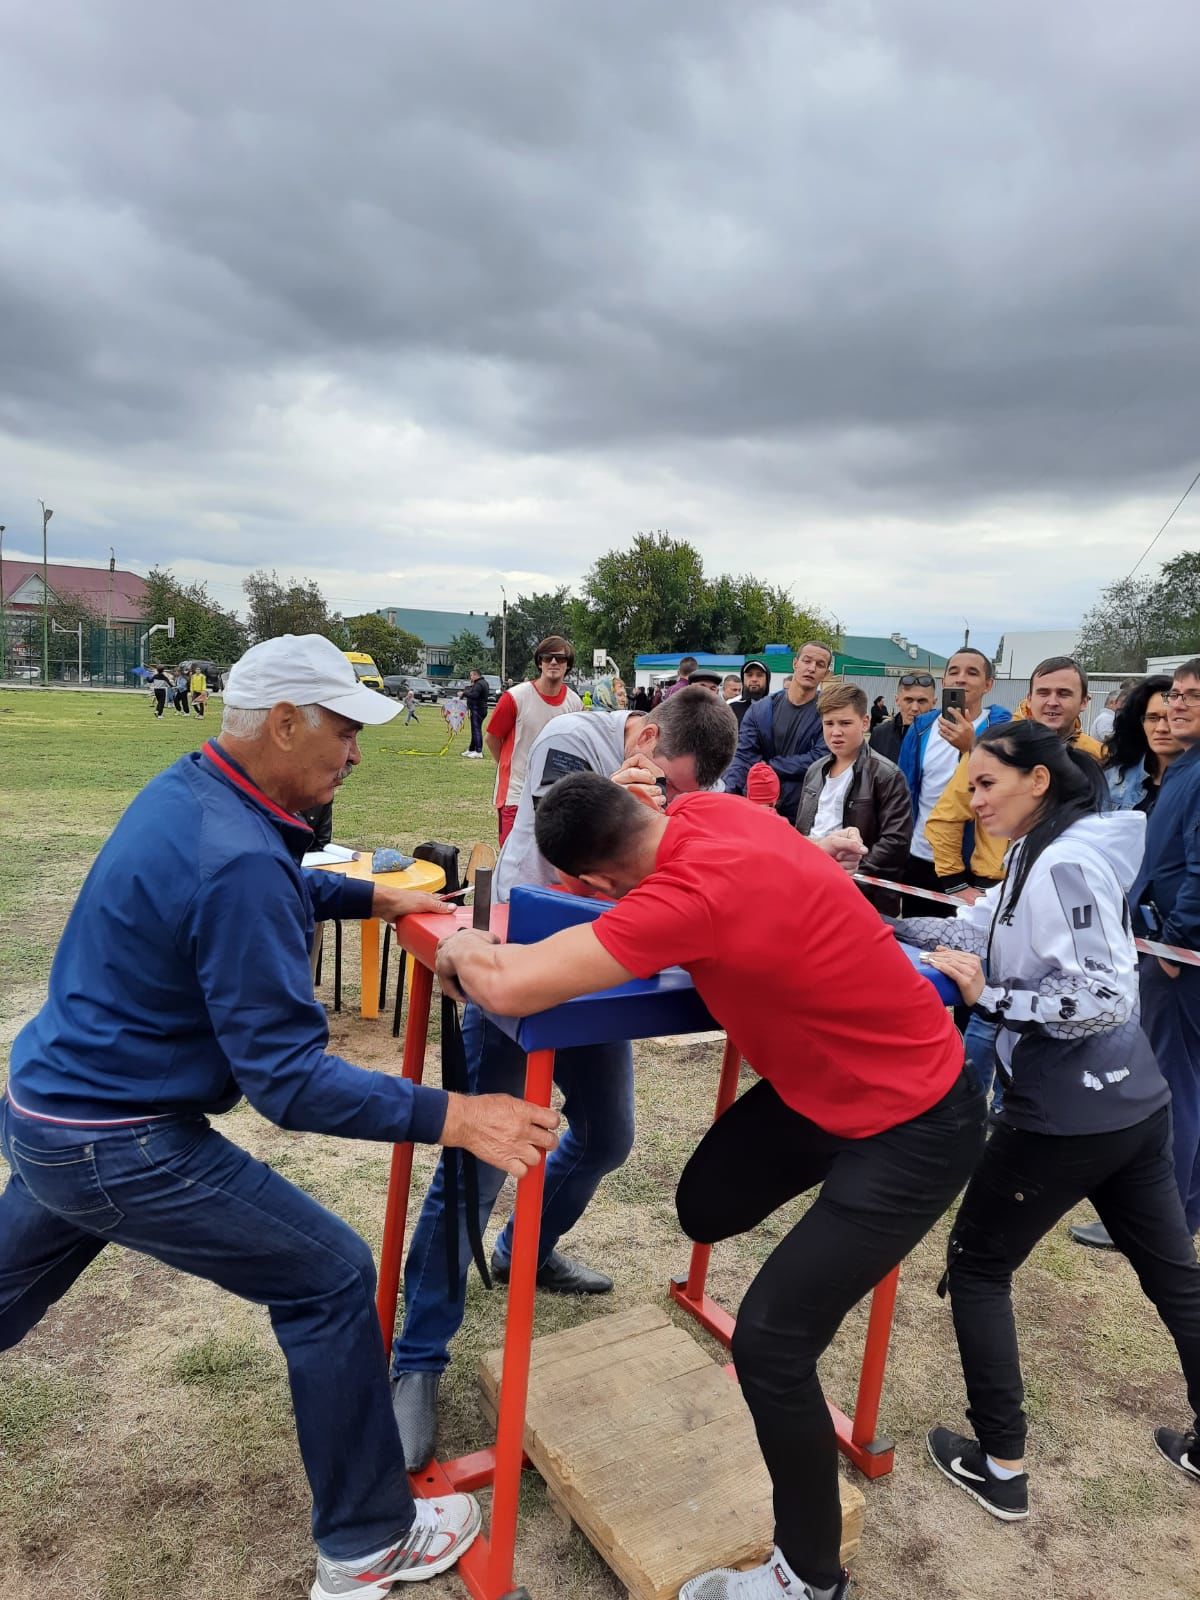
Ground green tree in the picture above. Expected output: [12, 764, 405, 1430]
[139, 568, 247, 665]
[1156, 551, 1200, 654]
[1076, 575, 1170, 672]
[343, 613, 424, 675]
[242, 569, 346, 646]
[445, 628, 498, 677]
[581, 532, 709, 665]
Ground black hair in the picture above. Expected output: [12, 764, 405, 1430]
[949, 646, 995, 679]
[678, 655, 699, 675]
[797, 640, 834, 664]
[1029, 655, 1088, 696]
[1104, 674, 1173, 779]
[974, 720, 1108, 917]
[644, 685, 738, 787]
[534, 772, 650, 878]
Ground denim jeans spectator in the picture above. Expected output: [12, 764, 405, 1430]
[392, 1003, 634, 1374]
[963, 1014, 1002, 1112]
[0, 1101, 413, 1561]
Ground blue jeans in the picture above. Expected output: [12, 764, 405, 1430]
[392, 1004, 634, 1373]
[963, 1015, 1001, 1111]
[0, 1101, 413, 1561]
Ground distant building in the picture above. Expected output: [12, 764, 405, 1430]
[835, 633, 949, 675]
[375, 606, 495, 679]
[993, 630, 1081, 679]
[1, 558, 148, 624]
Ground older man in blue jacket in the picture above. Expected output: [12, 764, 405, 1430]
[0, 634, 558, 1600]
[1131, 656, 1200, 1236]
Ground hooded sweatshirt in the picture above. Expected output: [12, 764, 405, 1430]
[896, 811, 1168, 1136]
[926, 705, 1104, 888]
[732, 658, 771, 726]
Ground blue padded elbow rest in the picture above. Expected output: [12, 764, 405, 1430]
[506, 884, 615, 943]
[898, 942, 961, 1006]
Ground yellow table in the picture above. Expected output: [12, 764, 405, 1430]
[309, 855, 446, 1019]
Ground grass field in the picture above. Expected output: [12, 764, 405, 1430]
[1, 687, 1197, 1600]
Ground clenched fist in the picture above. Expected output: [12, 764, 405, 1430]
[439, 1092, 561, 1179]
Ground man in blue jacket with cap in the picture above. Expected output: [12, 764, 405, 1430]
[0, 633, 559, 1600]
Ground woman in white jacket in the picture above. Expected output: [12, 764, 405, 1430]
[896, 719, 1200, 1522]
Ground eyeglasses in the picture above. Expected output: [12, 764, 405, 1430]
[538, 653, 570, 664]
[1165, 688, 1200, 706]
[1142, 712, 1171, 725]
[898, 674, 936, 687]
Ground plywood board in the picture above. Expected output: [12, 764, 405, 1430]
[480, 1304, 863, 1600]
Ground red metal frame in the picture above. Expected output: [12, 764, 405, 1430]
[375, 908, 546, 1600]
[667, 1038, 899, 1478]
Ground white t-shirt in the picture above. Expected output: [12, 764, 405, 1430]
[811, 764, 855, 839]
[911, 711, 989, 861]
[494, 712, 633, 901]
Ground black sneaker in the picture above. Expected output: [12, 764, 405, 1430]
[1153, 1426, 1200, 1485]
[926, 1426, 1029, 1521]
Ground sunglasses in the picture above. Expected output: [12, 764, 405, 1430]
[538, 653, 570, 664]
[898, 673, 936, 688]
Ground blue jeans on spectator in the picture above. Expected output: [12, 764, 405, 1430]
[0, 1101, 413, 1561]
[963, 1014, 1001, 1112]
[392, 1004, 635, 1374]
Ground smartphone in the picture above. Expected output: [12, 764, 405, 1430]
[942, 687, 967, 717]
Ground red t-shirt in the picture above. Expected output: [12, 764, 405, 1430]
[486, 683, 569, 741]
[592, 792, 964, 1138]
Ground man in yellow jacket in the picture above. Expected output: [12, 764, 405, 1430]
[927, 656, 1103, 902]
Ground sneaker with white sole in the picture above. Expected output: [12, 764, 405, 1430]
[679, 1547, 848, 1599]
[1154, 1426, 1200, 1485]
[310, 1493, 482, 1598]
[926, 1426, 1028, 1521]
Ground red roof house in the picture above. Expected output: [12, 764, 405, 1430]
[0, 559, 149, 624]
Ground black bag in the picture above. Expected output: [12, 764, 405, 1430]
[413, 840, 460, 896]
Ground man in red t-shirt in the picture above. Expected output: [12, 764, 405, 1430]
[436, 774, 985, 1600]
[485, 634, 582, 844]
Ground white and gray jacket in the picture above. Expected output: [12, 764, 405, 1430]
[896, 812, 1169, 1136]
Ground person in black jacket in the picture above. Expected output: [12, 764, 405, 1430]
[462, 668, 489, 758]
[869, 672, 937, 762]
[796, 684, 912, 912]
[731, 657, 771, 726]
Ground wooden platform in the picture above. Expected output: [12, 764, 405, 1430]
[479, 1303, 864, 1600]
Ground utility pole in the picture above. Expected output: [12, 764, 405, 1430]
[500, 585, 508, 683]
[39, 499, 53, 680]
[106, 547, 115, 628]
[0, 524, 6, 676]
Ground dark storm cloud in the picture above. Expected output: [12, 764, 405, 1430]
[1, 0, 1198, 514]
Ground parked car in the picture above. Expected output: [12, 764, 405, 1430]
[483, 674, 502, 702]
[408, 677, 441, 703]
[439, 678, 469, 698]
[381, 675, 440, 702]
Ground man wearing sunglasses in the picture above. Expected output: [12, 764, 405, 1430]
[486, 635, 582, 845]
[869, 672, 938, 763]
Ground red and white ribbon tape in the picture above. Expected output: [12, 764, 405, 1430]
[854, 872, 1200, 969]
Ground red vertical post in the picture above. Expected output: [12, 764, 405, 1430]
[488, 1046, 556, 1596]
[683, 1036, 741, 1301]
[850, 1264, 900, 1453]
[375, 959, 435, 1342]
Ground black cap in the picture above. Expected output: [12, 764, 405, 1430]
[687, 667, 724, 687]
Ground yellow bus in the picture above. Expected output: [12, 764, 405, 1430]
[343, 652, 384, 692]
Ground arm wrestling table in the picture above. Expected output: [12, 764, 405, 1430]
[307, 854, 446, 1019]
[374, 896, 959, 1599]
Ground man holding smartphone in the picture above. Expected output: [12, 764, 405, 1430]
[897, 649, 1011, 914]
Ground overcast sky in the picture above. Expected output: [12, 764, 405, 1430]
[1, 0, 1197, 659]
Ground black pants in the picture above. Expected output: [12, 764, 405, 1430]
[173, 689, 189, 714]
[902, 851, 955, 918]
[468, 708, 484, 753]
[153, 688, 167, 717]
[676, 1072, 985, 1588]
[946, 1107, 1200, 1461]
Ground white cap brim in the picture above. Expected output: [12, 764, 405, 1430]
[318, 686, 403, 726]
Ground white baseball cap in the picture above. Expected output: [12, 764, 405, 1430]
[223, 634, 400, 726]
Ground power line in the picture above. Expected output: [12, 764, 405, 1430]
[1126, 461, 1200, 580]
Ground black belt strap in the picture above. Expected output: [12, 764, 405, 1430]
[441, 993, 493, 1293]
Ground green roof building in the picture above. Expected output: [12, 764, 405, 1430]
[835, 633, 948, 675]
[375, 606, 495, 678]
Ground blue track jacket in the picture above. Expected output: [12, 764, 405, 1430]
[8, 742, 449, 1143]
[723, 692, 827, 820]
[1131, 744, 1200, 950]
[897, 704, 1013, 821]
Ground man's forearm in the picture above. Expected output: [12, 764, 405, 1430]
[485, 733, 503, 763]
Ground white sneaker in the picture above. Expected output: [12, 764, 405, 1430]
[310, 1494, 482, 1597]
[680, 1547, 844, 1599]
